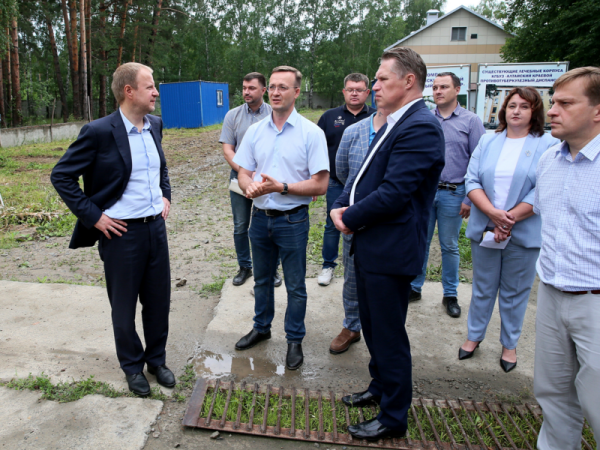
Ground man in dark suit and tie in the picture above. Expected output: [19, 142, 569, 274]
[51, 62, 175, 396]
[330, 47, 445, 440]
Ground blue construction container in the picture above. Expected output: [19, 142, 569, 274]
[159, 81, 229, 129]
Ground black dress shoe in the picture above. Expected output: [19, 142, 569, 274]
[458, 342, 481, 360]
[342, 389, 381, 407]
[348, 418, 406, 441]
[148, 364, 176, 388]
[500, 358, 517, 372]
[500, 349, 517, 372]
[235, 329, 271, 350]
[286, 343, 303, 370]
[233, 267, 252, 286]
[274, 271, 283, 287]
[442, 296, 461, 318]
[408, 290, 422, 302]
[126, 372, 151, 396]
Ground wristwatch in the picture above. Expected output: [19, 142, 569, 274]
[281, 183, 289, 195]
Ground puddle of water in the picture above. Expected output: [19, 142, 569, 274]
[192, 349, 299, 379]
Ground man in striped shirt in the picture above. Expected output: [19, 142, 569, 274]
[409, 72, 485, 318]
[533, 67, 600, 450]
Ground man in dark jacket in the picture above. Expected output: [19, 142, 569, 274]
[331, 47, 445, 440]
[51, 62, 175, 396]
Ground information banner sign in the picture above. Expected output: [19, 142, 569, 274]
[423, 65, 471, 110]
[476, 62, 569, 130]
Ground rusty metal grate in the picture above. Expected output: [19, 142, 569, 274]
[183, 378, 596, 450]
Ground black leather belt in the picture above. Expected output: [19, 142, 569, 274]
[125, 214, 161, 223]
[438, 181, 465, 191]
[254, 205, 308, 217]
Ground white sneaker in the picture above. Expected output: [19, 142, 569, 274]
[318, 267, 335, 286]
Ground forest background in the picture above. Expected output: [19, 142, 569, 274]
[0, 0, 598, 128]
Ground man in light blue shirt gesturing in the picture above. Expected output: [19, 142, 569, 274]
[233, 66, 329, 370]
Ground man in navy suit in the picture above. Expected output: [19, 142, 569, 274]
[51, 62, 175, 396]
[331, 47, 445, 440]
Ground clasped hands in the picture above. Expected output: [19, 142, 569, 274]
[245, 173, 283, 199]
[330, 207, 353, 235]
[489, 208, 515, 243]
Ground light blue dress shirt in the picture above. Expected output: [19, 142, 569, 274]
[368, 114, 377, 146]
[233, 108, 329, 211]
[104, 110, 164, 220]
[534, 133, 600, 291]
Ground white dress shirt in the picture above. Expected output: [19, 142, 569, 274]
[350, 98, 422, 205]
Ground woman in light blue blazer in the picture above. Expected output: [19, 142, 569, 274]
[458, 87, 560, 372]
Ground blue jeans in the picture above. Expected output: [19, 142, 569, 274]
[249, 207, 310, 343]
[411, 184, 465, 297]
[230, 169, 253, 269]
[322, 180, 344, 269]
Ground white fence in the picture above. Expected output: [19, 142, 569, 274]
[0, 122, 86, 148]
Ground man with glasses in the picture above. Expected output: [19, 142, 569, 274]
[232, 66, 329, 370]
[316, 74, 376, 287]
[219, 72, 282, 289]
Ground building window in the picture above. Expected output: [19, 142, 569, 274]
[471, 33, 478, 39]
[451, 27, 467, 41]
[217, 90, 223, 107]
[492, 107, 497, 113]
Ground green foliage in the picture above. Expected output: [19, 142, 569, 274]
[36, 213, 77, 238]
[502, 0, 600, 68]
[196, 275, 227, 297]
[473, 0, 508, 24]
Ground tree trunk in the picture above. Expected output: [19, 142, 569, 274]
[69, 0, 82, 118]
[131, 4, 141, 62]
[3, 39, 11, 126]
[0, 58, 4, 128]
[80, 0, 89, 121]
[117, 0, 129, 67]
[145, 0, 163, 65]
[98, 1, 108, 117]
[86, 0, 92, 119]
[9, 17, 21, 127]
[43, 1, 69, 123]
[63, 0, 80, 119]
[60, 0, 76, 119]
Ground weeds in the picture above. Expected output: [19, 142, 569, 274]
[197, 389, 596, 448]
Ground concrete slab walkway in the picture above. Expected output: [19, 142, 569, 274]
[0, 388, 162, 450]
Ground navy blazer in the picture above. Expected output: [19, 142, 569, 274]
[465, 130, 560, 248]
[51, 111, 171, 249]
[332, 99, 445, 276]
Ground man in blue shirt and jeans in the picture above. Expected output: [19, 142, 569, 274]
[233, 66, 329, 370]
[316, 74, 376, 286]
[409, 72, 485, 318]
[219, 73, 282, 289]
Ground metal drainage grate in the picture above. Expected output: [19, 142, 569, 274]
[183, 378, 596, 450]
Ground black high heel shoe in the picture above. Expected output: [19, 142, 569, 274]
[500, 348, 517, 373]
[458, 341, 481, 360]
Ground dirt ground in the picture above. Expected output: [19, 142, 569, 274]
[0, 121, 540, 449]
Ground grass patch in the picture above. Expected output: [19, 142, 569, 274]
[195, 275, 227, 297]
[2, 373, 167, 402]
[162, 123, 223, 138]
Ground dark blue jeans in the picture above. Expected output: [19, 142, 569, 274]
[230, 169, 253, 269]
[322, 180, 344, 269]
[249, 206, 310, 343]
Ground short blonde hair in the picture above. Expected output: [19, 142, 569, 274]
[553, 66, 600, 106]
[111, 62, 153, 104]
[271, 66, 302, 88]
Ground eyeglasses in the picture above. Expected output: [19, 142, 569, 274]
[344, 89, 368, 94]
[268, 85, 298, 93]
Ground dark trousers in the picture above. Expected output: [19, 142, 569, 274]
[98, 217, 171, 375]
[354, 253, 413, 432]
